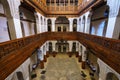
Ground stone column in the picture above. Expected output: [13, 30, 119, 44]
[76, 41, 79, 57]
[46, 41, 49, 52]
[52, 41, 56, 51]
[78, 43, 82, 62]
[68, 18, 73, 32]
[105, 0, 120, 38]
[46, 18, 48, 32]
[2, 0, 22, 39]
[42, 17, 44, 33]
[43, 45, 47, 62]
[46, 42, 49, 57]
[80, 16, 83, 32]
[77, 18, 80, 32]
[84, 12, 90, 33]
[39, 15, 42, 33]
[81, 46, 86, 69]
[35, 12, 41, 33]
[37, 48, 44, 69]
[43, 18, 45, 32]
[51, 18, 56, 32]
[68, 41, 73, 52]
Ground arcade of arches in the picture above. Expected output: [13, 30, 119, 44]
[0, 0, 120, 80]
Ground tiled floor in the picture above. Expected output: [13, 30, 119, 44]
[32, 54, 92, 80]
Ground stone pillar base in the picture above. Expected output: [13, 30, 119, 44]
[78, 56, 82, 62]
[82, 61, 86, 69]
[44, 55, 47, 62]
[40, 61, 44, 69]
[46, 52, 49, 57]
[76, 52, 79, 57]
[53, 51, 57, 57]
[68, 52, 72, 57]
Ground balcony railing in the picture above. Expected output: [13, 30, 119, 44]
[0, 32, 120, 79]
[46, 5, 78, 14]
[25, 0, 102, 15]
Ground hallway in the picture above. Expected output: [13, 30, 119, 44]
[32, 54, 91, 80]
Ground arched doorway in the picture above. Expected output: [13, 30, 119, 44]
[19, 3, 36, 36]
[73, 19, 77, 32]
[55, 16, 69, 32]
[87, 13, 92, 33]
[72, 42, 76, 52]
[56, 40, 69, 53]
[106, 72, 119, 80]
[49, 42, 52, 52]
[96, 64, 100, 77]
[82, 16, 85, 32]
[16, 71, 24, 80]
[90, 5, 109, 36]
[47, 19, 52, 31]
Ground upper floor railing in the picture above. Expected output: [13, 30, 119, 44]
[25, 0, 103, 15]
[0, 32, 120, 79]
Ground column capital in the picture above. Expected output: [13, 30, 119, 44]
[51, 18, 56, 21]
[68, 18, 74, 21]
[7, 0, 21, 18]
[107, 0, 120, 17]
[51, 18, 56, 31]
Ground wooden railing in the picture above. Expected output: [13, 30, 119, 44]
[46, 5, 78, 14]
[0, 32, 120, 79]
[25, 0, 102, 15]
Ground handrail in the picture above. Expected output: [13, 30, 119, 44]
[0, 32, 120, 79]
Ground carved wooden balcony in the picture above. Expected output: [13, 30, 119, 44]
[24, 0, 102, 15]
[0, 32, 120, 80]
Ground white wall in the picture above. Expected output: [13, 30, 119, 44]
[0, 3, 10, 42]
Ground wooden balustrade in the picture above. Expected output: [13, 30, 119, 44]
[46, 5, 78, 14]
[25, 0, 102, 15]
[0, 32, 120, 79]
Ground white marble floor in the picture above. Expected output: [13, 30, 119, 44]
[32, 54, 92, 80]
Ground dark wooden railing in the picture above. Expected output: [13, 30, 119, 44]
[0, 32, 120, 79]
